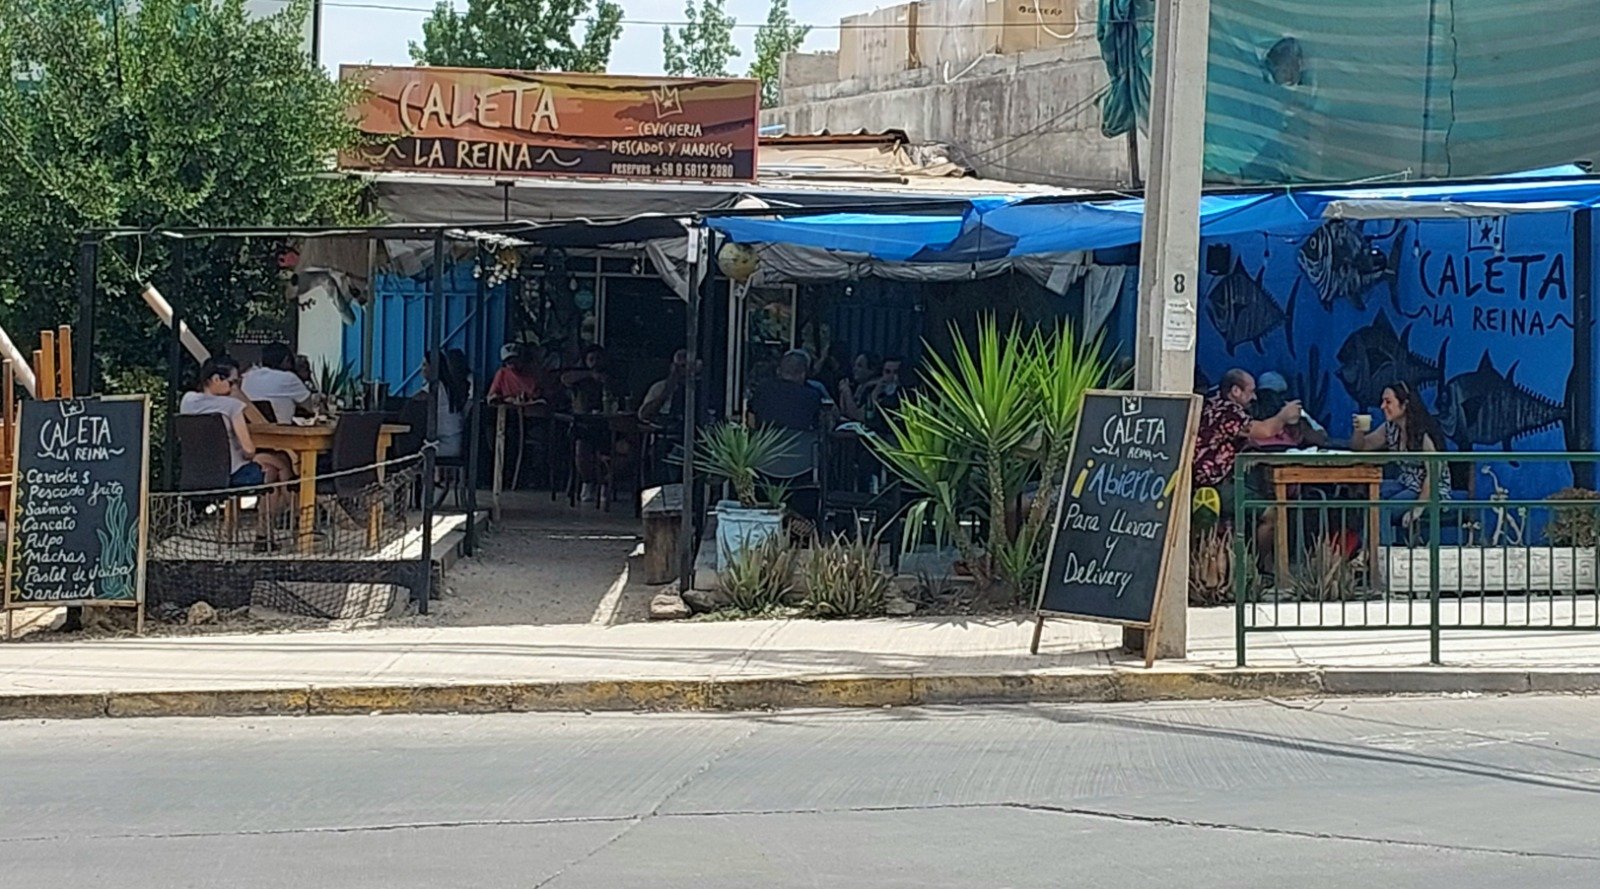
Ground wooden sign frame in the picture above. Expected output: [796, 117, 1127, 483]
[1029, 390, 1201, 667]
[4, 395, 152, 639]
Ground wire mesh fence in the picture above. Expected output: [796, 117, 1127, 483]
[145, 454, 428, 620]
[1226, 453, 1600, 664]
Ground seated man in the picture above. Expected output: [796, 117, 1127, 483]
[1194, 368, 1301, 515]
[242, 342, 313, 423]
[639, 349, 690, 427]
[1250, 371, 1329, 449]
[749, 350, 825, 433]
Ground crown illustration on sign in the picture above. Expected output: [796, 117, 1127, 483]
[652, 85, 684, 118]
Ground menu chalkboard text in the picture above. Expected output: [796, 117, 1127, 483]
[1031, 391, 1199, 664]
[5, 397, 150, 629]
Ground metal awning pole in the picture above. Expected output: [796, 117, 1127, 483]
[417, 232, 444, 614]
[164, 239, 187, 492]
[464, 241, 486, 554]
[678, 224, 705, 592]
[75, 238, 99, 395]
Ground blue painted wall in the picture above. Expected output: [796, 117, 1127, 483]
[1195, 211, 1588, 508]
[343, 262, 507, 396]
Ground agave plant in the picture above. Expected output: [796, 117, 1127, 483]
[870, 316, 1122, 597]
[801, 533, 891, 618]
[695, 422, 798, 509]
[716, 535, 798, 614]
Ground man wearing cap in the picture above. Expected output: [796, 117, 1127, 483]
[487, 343, 543, 406]
[1252, 371, 1329, 448]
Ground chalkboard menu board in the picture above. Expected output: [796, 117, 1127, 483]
[5, 397, 151, 616]
[1034, 391, 1199, 651]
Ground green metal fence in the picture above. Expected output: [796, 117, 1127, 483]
[1230, 452, 1600, 665]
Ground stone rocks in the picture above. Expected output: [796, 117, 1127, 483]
[884, 594, 918, 617]
[681, 588, 729, 614]
[186, 601, 219, 626]
[649, 593, 692, 621]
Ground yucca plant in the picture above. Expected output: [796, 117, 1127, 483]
[695, 423, 797, 508]
[870, 316, 1121, 598]
[802, 534, 891, 618]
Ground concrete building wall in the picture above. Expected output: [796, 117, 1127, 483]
[764, 0, 1131, 187]
[777, 51, 840, 93]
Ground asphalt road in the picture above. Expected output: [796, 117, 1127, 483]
[3, 696, 1599, 887]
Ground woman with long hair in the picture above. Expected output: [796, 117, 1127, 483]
[1353, 380, 1449, 501]
[420, 348, 473, 458]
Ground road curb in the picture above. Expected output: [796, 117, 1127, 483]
[3, 666, 1596, 721]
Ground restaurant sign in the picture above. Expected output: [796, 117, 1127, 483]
[338, 66, 759, 183]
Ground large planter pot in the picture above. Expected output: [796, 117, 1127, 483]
[714, 500, 784, 570]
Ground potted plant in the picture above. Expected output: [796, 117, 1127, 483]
[695, 423, 797, 569]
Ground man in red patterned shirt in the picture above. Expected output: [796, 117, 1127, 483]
[1194, 369, 1302, 514]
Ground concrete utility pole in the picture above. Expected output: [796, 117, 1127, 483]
[1126, 0, 1211, 660]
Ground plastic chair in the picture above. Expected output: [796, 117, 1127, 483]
[318, 412, 384, 499]
[175, 414, 245, 542]
[174, 415, 234, 491]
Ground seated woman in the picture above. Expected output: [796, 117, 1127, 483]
[1352, 381, 1452, 542]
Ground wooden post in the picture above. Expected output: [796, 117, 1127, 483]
[2, 359, 13, 472]
[38, 331, 56, 401]
[56, 325, 74, 400]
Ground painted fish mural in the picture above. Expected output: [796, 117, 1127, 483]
[1335, 312, 1446, 408]
[1434, 351, 1569, 451]
[1298, 220, 1403, 311]
[1204, 259, 1298, 355]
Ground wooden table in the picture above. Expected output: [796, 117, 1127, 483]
[250, 423, 409, 551]
[1269, 462, 1384, 588]
[490, 402, 548, 523]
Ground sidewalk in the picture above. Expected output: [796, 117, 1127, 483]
[2, 607, 1599, 720]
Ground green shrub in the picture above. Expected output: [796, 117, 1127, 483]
[1544, 488, 1600, 546]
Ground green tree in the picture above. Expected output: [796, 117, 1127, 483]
[749, 0, 809, 108]
[0, 0, 364, 382]
[661, 0, 738, 78]
[410, 0, 624, 72]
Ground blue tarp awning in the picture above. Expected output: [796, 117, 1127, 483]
[704, 168, 1600, 265]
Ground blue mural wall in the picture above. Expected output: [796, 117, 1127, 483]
[342, 263, 507, 396]
[1195, 211, 1588, 508]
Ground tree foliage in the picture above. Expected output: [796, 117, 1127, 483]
[749, 0, 809, 108]
[0, 0, 365, 382]
[410, 0, 624, 72]
[661, 0, 738, 78]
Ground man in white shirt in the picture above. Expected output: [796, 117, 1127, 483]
[242, 343, 312, 424]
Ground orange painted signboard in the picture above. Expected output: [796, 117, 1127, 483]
[339, 65, 760, 182]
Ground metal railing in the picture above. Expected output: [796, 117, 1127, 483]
[1229, 451, 1600, 665]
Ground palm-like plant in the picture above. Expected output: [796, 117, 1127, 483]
[695, 422, 798, 508]
[871, 316, 1122, 596]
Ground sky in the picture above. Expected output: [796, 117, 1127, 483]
[315, 0, 852, 76]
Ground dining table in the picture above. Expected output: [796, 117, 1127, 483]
[250, 421, 410, 551]
[1265, 452, 1384, 588]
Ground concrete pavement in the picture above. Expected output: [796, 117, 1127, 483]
[3, 697, 1598, 886]
[2, 605, 1599, 719]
